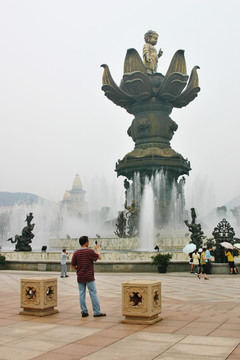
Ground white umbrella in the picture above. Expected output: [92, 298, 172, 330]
[233, 243, 240, 250]
[183, 243, 196, 254]
[220, 242, 234, 249]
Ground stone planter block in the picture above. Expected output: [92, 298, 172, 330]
[20, 277, 58, 316]
[122, 279, 161, 324]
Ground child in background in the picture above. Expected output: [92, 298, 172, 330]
[61, 249, 69, 278]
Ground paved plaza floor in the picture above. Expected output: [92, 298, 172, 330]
[0, 270, 240, 360]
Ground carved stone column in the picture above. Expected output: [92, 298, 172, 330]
[20, 277, 58, 316]
[122, 279, 161, 324]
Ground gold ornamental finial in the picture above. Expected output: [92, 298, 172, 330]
[72, 174, 82, 189]
[63, 190, 70, 200]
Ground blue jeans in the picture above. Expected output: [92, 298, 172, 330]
[78, 281, 101, 316]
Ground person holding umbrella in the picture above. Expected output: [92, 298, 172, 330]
[198, 248, 209, 280]
[189, 252, 194, 273]
[183, 243, 196, 273]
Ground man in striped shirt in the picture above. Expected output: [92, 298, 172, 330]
[71, 236, 106, 318]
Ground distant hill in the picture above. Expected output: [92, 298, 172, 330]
[200, 194, 240, 226]
[224, 195, 240, 210]
[0, 192, 48, 206]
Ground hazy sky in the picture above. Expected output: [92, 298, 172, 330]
[0, 0, 239, 215]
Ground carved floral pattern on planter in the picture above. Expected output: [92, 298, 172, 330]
[46, 286, 54, 299]
[152, 285, 161, 311]
[124, 286, 147, 313]
[129, 292, 143, 306]
[26, 286, 36, 300]
[152, 286, 161, 310]
[44, 281, 57, 305]
[153, 291, 159, 305]
[22, 282, 40, 305]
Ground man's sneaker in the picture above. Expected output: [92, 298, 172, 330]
[65, 275, 69, 277]
[60, 276, 64, 278]
[93, 313, 106, 317]
[82, 312, 89, 317]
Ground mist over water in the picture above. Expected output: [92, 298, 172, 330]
[1, 173, 240, 251]
[137, 172, 186, 251]
[53, 176, 125, 239]
[185, 175, 217, 218]
[139, 181, 155, 251]
[125, 172, 141, 208]
[85, 177, 124, 215]
[152, 171, 186, 230]
[0, 177, 125, 250]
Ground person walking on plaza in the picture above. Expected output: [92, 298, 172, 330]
[71, 236, 106, 318]
[198, 248, 203, 274]
[198, 248, 209, 280]
[192, 249, 200, 274]
[225, 249, 238, 274]
[205, 245, 212, 274]
[60, 249, 69, 278]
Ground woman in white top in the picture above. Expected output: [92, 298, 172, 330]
[192, 249, 200, 274]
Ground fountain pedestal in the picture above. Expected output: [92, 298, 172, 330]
[20, 277, 58, 316]
[102, 37, 200, 227]
[121, 279, 161, 324]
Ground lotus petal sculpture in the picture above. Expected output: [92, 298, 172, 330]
[101, 48, 200, 113]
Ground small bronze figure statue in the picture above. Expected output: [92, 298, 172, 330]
[143, 30, 163, 74]
[25, 212, 34, 227]
[125, 200, 139, 238]
[184, 208, 205, 249]
[190, 208, 196, 224]
[114, 211, 127, 238]
[124, 179, 130, 191]
[7, 213, 35, 251]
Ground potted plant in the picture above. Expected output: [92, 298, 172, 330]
[151, 253, 172, 273]
[0, 255, 6, 269]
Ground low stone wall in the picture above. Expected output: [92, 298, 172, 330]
[49, 235, 189, 251]
[2, 250, 189, 262]
[3, 259, 236, 274]
[5, 260, 156, 272]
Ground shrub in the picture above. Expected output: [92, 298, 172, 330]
[0, 255, 6, 266]
[151, 253, 172, 266]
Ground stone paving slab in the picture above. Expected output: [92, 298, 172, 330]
[0, 270, 240, 360]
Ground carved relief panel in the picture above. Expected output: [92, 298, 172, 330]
[20, 277, 58, 316]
